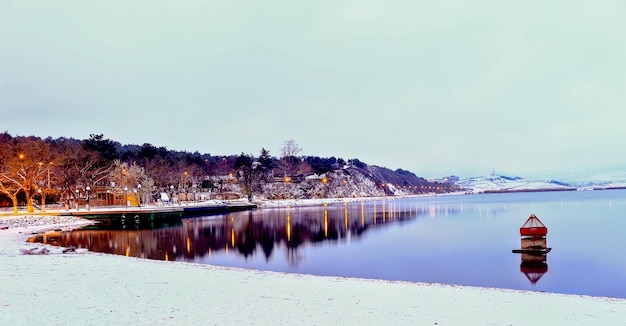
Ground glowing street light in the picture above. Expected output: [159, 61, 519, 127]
[38, 189, 45, 212]
[75, 189, 80, 210]
[124, 186, 128, 208]
[137, 184, 142, 207]
[86, 186, 91, 210]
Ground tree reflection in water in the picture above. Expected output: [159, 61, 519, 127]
[29, 199, 451, 266]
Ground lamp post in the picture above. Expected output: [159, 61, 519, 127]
[75, 189, 79, 210]
[47, 162, 51, 189]
[106, 189, 110, 206]
[170, 185, 174, 207]
[133, 189, 138, 207]
[124, 186, 128, 209]
[321, 176, 328, 198]
[183, 172, 189, 204]
[38, 189, 45, 212]
[137, 184, 142, 207]
[86, 186, 91, 210]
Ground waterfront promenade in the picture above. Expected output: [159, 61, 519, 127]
[0, 199, 256, 220]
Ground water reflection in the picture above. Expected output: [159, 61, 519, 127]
[29, 200, 459, 265]
[513, 214, 551, 285]
[26, 190, 626, 297]
[520, 253, 548, 284]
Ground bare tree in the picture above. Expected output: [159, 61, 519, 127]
[75, 134, 116, 191]
[108, 160, 154, 205]
[0, 135, 53, 213]
[279, 140, 302, 178]
[281, 140, 302, 158]
[50, 138, 83, 209]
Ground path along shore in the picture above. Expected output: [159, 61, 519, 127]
[2, 202, 626, 325]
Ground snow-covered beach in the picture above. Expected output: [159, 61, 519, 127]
[2, 205, 626, 325]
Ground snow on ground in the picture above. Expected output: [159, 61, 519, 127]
[456, 176, 575, 194]
[2, 207, 626, 325]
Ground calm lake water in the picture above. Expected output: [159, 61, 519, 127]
[33, 190, 626, 298]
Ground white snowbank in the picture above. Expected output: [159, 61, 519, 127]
[2, 214, 626, 325]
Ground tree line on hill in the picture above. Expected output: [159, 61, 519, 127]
[0, 133, 456, 213]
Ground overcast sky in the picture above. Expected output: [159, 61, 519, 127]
[1, 1, 625, 181]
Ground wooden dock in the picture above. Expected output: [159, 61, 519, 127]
[59, 202, 257, 222]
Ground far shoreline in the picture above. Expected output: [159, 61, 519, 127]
[4, 186, 626, 217]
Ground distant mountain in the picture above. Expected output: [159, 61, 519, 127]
[455, 174, 577, 194]
[453, 173, 626, 193]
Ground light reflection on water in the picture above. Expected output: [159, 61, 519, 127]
[30, 190, 626, 298]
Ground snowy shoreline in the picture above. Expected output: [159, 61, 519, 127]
[2, 207, 626, 324]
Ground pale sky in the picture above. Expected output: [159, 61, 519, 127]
[1, 1, 625, 181]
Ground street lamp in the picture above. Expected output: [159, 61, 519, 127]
[38, 189, 45, 212]
[133, 189, 138, 207]
[106, 189, 110, 206]
[170, 185, 174, 207]
[124, 186, 128, 209]
[75, 189, 80, 210]
[86, 186, 91, 210]
[47, 162, 52, 189]
[137, 184, 142, 207]
[182, 172, 189, 204]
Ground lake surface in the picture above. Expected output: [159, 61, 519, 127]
[33, 190, 626, 298]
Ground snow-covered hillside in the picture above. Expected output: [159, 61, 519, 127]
[221, 165, 452, 200]
[218, 168, 626, 200]
[455, 175, 577, 194]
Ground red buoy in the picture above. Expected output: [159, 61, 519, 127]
[513, 214, 551, 253]
[520, 214, 547, 238]
[514, 214, 551, 284]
